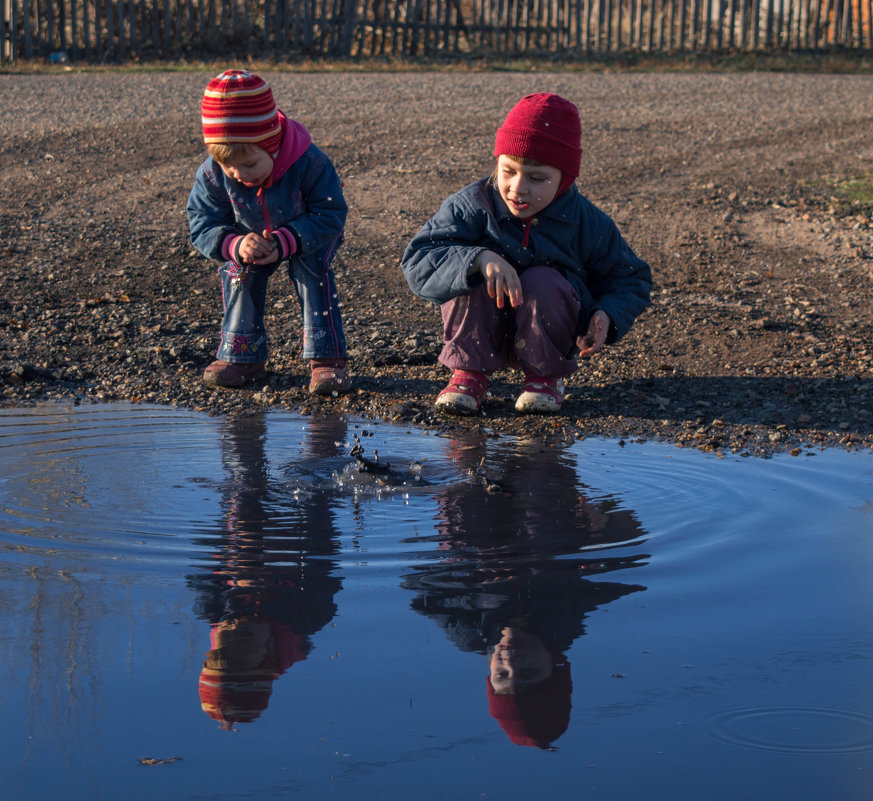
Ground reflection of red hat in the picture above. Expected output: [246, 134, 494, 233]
[486, 662, 572, 749]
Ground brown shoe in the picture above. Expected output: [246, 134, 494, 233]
[203, 360, 266, 387]
[309, 359, 350, 395]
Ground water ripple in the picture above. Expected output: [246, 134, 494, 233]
[0, 404, 225, 570]
[706, 706, 873, 754]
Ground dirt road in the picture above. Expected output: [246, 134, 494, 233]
[1, 69, 872, 455]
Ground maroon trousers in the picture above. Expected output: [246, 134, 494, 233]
[439, 266, 581, 378]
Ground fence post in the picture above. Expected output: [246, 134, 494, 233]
[1, 0, 9, 60]
[865, 0, 872, 47]
[657, 0, 665, 47]
[632, 0, 643, 47]
[867, 0, 873, 50]
[22, 0, 32, 59]
[41, 0, 49, 56]
[750, 0, 759, 48]
[666, 0, 675, 50]
[615, 0, 624, 51]
[678, 0, 686, 49]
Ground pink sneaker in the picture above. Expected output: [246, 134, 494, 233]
[515, 374, 564, 414]
[435, 370, 488, 415]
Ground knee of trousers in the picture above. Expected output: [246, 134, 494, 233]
[519, 265, 576, 302]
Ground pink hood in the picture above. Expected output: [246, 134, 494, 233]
[269, 110, 312, 185]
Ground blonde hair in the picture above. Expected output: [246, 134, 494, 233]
[206, 141, 262, 165]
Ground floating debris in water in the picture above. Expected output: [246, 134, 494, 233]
[138, 757, 183, 766]
[345, 434, 429, 489]
[350, 434, 391, 475]
[466, 457, 507, 494]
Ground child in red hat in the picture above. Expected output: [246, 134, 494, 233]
[188, 69, 350, 394]
[402, 92, 652, 414]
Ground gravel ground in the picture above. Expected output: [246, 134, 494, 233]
[1, 69, 872, 456]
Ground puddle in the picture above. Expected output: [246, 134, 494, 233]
[1, 403, 872, 800]
[706, 707, 873, 754]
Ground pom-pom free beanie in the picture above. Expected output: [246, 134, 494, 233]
[486, 661, 572, 749]
[201, 69, 283, 155]
[494, 92, 582, 182]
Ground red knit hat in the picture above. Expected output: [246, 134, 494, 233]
[486, 661, 572, 749]
[201, 69, 283, 155]
[494, 93, 583, 185]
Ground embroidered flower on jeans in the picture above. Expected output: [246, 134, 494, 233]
[231, 334, 253, 354]
[228, 261, 251, 287]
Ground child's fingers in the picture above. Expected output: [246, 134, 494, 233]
[493, 279, 505, 308]
[579, 313, 609, 356]
[487, 274, 506, 307]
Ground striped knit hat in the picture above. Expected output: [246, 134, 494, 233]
[201, 70, 282, 155]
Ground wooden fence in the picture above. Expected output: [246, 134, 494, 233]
[2, 0, 872, 62]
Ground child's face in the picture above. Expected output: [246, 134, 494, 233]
[211, 617, 272, 670]
[489, 626, 552, 693]
[217, 146, 274, 188]
[496, 155, 562, 218]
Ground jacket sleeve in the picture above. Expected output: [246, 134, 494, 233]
[401, 191, 489, 305]
[186, 160, 239, 262]
[281, 145, 347, 254]
[582, 205, 652, 342]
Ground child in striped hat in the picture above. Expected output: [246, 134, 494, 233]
[188, 69, 350, 394]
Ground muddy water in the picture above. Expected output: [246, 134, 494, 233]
[1, 403, 871, 800]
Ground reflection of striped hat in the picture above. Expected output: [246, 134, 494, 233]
[199, 665, 277, 729]
[201, 69, 282, 154]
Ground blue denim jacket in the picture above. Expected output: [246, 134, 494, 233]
[402, 179, 652, 342]
[187, 142, 347, 265]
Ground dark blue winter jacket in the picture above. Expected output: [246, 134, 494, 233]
[187, 142, 347, 266]
[401, 179, 652, 342]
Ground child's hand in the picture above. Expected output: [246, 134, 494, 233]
[475, 250, 523, 309]
[238, 230, 279, 265]
[577, 310, 611, 357]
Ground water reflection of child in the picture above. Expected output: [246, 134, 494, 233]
[486, 624, 573, 750]
[190, 414, 345, 729]
[406, 566, 628, 750]
[199, 615, 307, 728]
[404, 435, 648, 749]
[402, 92, 651, 415]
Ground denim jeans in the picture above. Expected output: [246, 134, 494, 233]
[215, 241, 347, 363]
